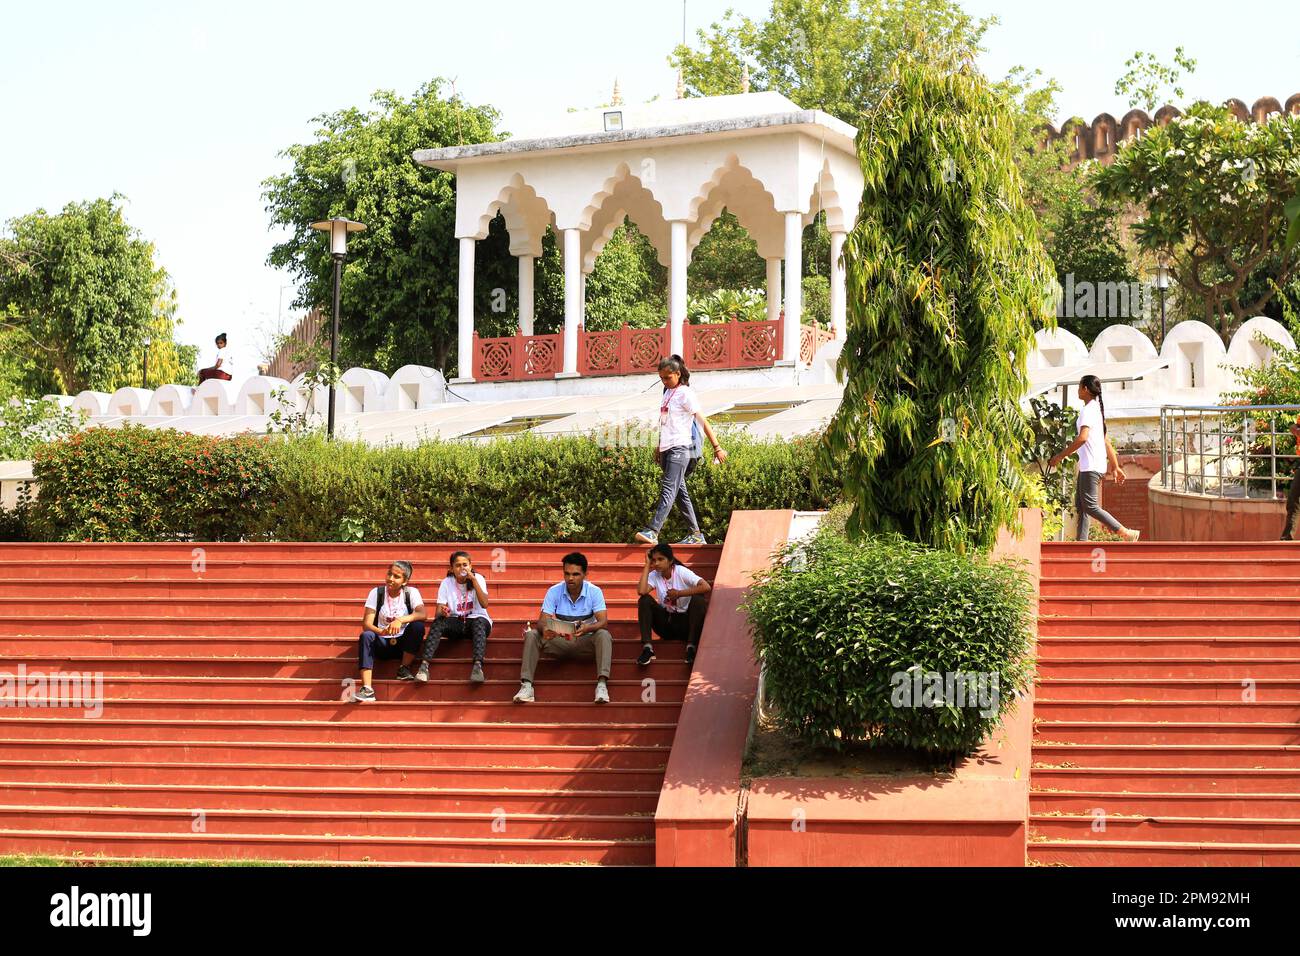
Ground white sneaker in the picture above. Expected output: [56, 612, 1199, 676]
[594, 681, 609, 704]
[513, 682, 534, 703]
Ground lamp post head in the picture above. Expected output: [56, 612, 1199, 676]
[142, 336, 152, 347]
[311, 216, 367, 258]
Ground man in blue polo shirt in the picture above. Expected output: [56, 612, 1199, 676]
[513, 551, 613, 704]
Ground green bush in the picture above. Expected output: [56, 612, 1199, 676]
[29, 427, 835, 543]
[31, 426, 276, 541]
[744, 514, 1035, 755]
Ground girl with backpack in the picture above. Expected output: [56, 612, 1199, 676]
[636, 543, 712, 668]
[635, 355, 727, 546]
[354, 560, 428, 703]
[1048, 375, 1141, 542]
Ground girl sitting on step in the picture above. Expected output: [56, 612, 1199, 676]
[635, 543, 712, 669]
[410, 550, 492, 686]
[354, 560, 428, 703]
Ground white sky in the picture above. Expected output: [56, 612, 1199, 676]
[2, 0, 1298, 376]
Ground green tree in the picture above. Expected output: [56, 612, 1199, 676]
[672, 0, 993, 124]
[582, 221, 668, 332]
[1115, 47, 1197, 112]
[1094, 103, 1300, 336]
[687, 211, 766, 296]
[821, 52, 1056, 553]
[263, 79, 514, 376]
[0, 197, 172, 395]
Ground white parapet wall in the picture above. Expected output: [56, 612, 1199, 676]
[236, 375, 296, 417]
[191, 378, 239, 417]
[385, 366, 447, 411]
[146, 384, 195, 418]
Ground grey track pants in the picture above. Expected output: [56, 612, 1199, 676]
[1075, 470, 1122, 541]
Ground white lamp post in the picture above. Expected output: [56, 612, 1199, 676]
[309, 217, 366, 438]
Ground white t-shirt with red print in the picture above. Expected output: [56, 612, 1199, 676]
[438, 573, 492, 625]
[658, 385, 702, 452]
[647, 564, 704, 613]
[365, 586, 425, 629]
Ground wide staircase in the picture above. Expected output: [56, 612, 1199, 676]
[0, 542, 720, 865]
[1031, 541, 1300, 865]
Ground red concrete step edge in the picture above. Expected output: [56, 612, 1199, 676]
[0, 829, 656, 865]
[1029, 791, 1300, 818]
[1031, 743, 1300, 769]
[1028, 841, 1300, 866]
[1029, 814, 1300, 844]
[1035, 700, 1300, 721]
[1035, 720, 1300, 746]
[0, 737, 671, 769]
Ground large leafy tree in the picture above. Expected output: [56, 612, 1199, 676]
[672, 0, 993, 124]
[1094, 104, 1300, 337]
[820, 52, 1056, 553]
[263, 79, 514, 376]
[0, 197, 183, 395]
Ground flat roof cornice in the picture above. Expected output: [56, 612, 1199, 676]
[414, 110, 859, 170]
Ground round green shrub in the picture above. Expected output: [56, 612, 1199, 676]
[744, 517, 1035, 755]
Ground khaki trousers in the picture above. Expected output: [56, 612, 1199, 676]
[520, 627, 613, 683]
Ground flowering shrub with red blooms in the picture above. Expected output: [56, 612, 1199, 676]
[30, 426, 275, 541]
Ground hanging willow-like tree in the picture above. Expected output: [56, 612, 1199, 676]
[820, 50, 1056, 554]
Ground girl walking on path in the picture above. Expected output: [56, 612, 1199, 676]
[635, 355, 727, 546]
[1048, 375, 1141, 543]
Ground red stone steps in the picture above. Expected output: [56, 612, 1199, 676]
[1040, 617, 1300, 637]
[1029, 841, 1300, 866]
[1032, 743, 1300, 768]
[1037, 678, 1300, 700]
[1045, 596, 1300, 616]
[14, 676, 689, 703]
[0, 760, 670, 791]
[0, 699, 684, 723]
[0, 805, 655, 841]
[1, 633, 674, 653]
[1035, 721, 1300, 746]
[1036, 700, 1300, 721]
[1042, 558, 1300, 578]
[1044, 542, 1300, 559]
[0, 738, 671, 770]
[1037, 637, 1300, 659]
[0, 620, 661, 641]
[0, 579, 712, 600]
[1037, 658, 1300, 678]
[0, 829, 655, 865]
[1030, 814, 1300, 845]
[1042, 577, 1300, 597]
[1029, 791, 1300, 817]
[0, 717, 680, 746]
[1033, 767, 1300, 794]
[1, 656, 684, 681]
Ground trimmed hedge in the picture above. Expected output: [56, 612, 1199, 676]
[26, 426, 834, 543]
[743, 511, 1035, 754]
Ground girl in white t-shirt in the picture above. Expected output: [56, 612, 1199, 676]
[1048, 375, 1141, 542]
[411, 550, 492, 685]
[354, 560, 428, 702]
[635, 543, 712, 668]
[634, 356, 727, 547]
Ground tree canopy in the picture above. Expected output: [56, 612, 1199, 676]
[263, 79, 514, 376]
[0, 197, 191, 396]
[1094, 103, 1300, 336]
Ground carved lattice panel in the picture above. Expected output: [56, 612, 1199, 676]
[479, 340, 513, 379]
[523, 338, 558, 378]
[691, 326, 728, 366]
[628, 329, 665, 371]
[738, 323, 777, 365]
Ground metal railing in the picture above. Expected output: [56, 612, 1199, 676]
[1159, 404, 1300, 499]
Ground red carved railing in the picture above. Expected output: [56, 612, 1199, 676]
[473, 321, 834, 382]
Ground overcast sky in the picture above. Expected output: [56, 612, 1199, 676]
[3, 0, 1298, 376]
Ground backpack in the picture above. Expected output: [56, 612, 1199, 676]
[690, 420, 703, 460]
[373, 586, 412, 627]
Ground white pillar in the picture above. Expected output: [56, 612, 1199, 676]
[830, 231, 847, 341]
[580, 273, 588, 330]
[457, 237, 476, 380]
[518, 254, 535, 337]
[766, 258, 782, 324]
[782, 212, 802, 362]
[562, 228, 581, 375]
[670, 221, 688, 358]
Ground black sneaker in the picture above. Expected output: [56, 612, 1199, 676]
[637, 645, 656, 667]
[685, 645, 697, 667]
[396, 665, 416, 681]
[353, 685, 376, 703]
